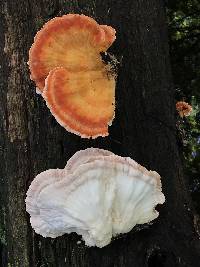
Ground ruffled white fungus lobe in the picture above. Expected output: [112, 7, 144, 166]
[26, 148, 165, 248]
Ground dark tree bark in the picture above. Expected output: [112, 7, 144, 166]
[0, 0, 200, 266]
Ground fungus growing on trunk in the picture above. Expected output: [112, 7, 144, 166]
[176, 101, 192, 118]
[26, 148, 165, 248]
[28, 14, 116, 138]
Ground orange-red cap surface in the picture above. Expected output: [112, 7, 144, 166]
[43, 67, 115, 138]
[29, 14, 116, 138]
[176, 101, 192, 118]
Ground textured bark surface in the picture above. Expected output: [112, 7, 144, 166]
[0, 0, 200, 266]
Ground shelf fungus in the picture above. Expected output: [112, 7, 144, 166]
[28, 14, 116, 138]
[176, 101, 192, 118]
[26, 148, 165, 248]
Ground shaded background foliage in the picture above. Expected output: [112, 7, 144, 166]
[167, 0, 200, 214]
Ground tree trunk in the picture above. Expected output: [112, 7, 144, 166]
[0, 0, 200, 266]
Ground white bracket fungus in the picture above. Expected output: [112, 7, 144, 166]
[26, 148, 165, 248]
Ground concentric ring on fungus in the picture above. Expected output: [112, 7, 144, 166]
[28, 14, 116, 138]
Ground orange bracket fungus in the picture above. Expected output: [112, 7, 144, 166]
[176, 101, 192, 118]
[28, 14, 116, 138]
[26, 148, 165, 248]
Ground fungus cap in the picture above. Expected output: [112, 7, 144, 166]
[29, 14, 116, 91]
[43, 67, 115, 138]
[65, 147, 114, 172]
[176, 101, 192, 118]
[28, 14, 116, 138]
[26, 148, 165, 248]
